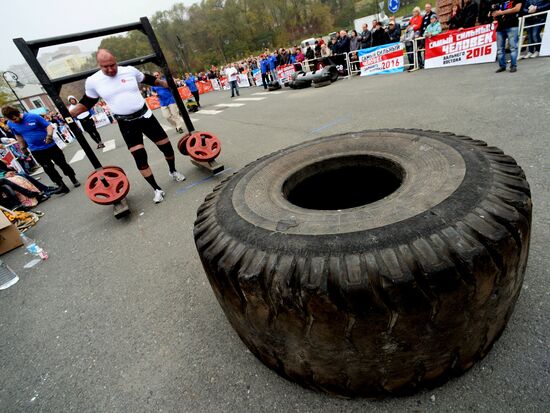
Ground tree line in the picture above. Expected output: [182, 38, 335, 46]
[96, 0, 420, 74]
[58, 0, 420, 100]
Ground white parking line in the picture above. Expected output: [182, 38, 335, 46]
[235, 97, 266, 101]
[215, 103, 245, 108]
[196, 110, 222, 115]
[252, 91, 284, 95]
[102, 139, 116, 152]
[69, 150, 85, 164]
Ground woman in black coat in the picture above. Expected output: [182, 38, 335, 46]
[448, 4, 463, 30]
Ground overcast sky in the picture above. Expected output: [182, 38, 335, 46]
[0, 0, 195, 70]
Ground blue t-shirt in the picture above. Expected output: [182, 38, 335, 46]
[185, 76, 198, 93]
[150, 85, 175, 107]
[7, 113, 56, 152]
[268, 55, 277, 70]
[260, 59, 269, 74]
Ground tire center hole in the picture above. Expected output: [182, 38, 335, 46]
[283, 155, 404, 210]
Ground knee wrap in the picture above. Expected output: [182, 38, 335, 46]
[157, 141, 175, 158]
[131, 147, 149, 170]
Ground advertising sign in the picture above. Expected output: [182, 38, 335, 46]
[358, 43, 404, 76]
[425, 24, 497, 69]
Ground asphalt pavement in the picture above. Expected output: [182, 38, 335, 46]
[0, 58, 549, 412]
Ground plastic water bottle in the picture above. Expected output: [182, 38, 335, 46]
[20, 233, 48, 260]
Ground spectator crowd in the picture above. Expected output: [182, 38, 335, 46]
[155, 0, 549, 84]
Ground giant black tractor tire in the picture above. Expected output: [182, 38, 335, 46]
[289, 80, 311, 89]
[321, 64, 339, 82]
[268, 81, 282, 91]
[313, 79, 331, 88]
[194, 129, 532, 398]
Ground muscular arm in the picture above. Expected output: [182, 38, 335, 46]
[15, 134, 27, 150]
[156, 78, 168, 88]
[69, 103, 88, 117]
[69, 95, 99, 117]
[494, 3, 522, 16]
[141, 73, 168, 88]
[45, 124, 55, 144]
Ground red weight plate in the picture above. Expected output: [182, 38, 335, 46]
[85, 166, 130, 205]
[185, 131, 221, 162]
[178, 133, 191, 156]
[86, 165, 125, 180]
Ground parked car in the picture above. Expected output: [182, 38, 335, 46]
[398, 15, 413, 29]
[300, 38, 317, 54]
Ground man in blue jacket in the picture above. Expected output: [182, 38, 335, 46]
[184, 73, 201, 108]
[2, 105, 79, 193]
[260, 55, 270, 89]
[335, 30, 351, 54]
[151, 71, 185, 133]
[260, 55, 269, 89]
[268, 53, 278, 83]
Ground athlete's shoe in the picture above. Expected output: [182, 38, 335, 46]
[153, 189, 165, 204]
[169, 171, 186, 182]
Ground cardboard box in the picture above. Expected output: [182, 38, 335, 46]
[0, 212, 23, 255]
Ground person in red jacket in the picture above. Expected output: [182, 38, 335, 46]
[409, 7, 423, 33]
[409, 7, 425, 69]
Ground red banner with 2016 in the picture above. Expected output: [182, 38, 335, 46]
[425, 24, 497, 69]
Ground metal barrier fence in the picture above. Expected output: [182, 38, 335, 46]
[254, 20, 548, 86]
[411, 37, 426, 71]
[518, 10, 548, 56]
[300, 41, 423, 78]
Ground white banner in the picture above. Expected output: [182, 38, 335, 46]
[358, 43, 404, 76]
[425, 24, 497, 69]
[93, 112, 111, 128]
[252, 69, 263, 86]
[237, 74, 250, 87]
[210, 79, 221, 91]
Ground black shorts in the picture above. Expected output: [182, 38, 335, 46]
[117, 114, 167, 148]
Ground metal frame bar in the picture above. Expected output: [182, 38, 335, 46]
[13, 37, 103, 169]
[139, 17, 194, 133]
[302, 54, 352, 77]
[12, 17, 195, 171]
[518, 10, 548, 54]
[50, 55, 158, 88]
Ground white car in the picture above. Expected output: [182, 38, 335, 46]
[300, 38, 317, 54]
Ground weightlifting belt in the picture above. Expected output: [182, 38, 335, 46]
[114, 104, 148, 122]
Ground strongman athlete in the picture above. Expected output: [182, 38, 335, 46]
[69, 49, 186, 204]
[67, 95, 105, 149]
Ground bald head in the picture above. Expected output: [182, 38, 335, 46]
[96, 49, 118, 77]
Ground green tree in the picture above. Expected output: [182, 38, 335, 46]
[0, 77, 18, 108]
[95, 0, 424, 74]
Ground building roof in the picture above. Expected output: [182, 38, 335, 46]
[9, 83, 46, 99]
